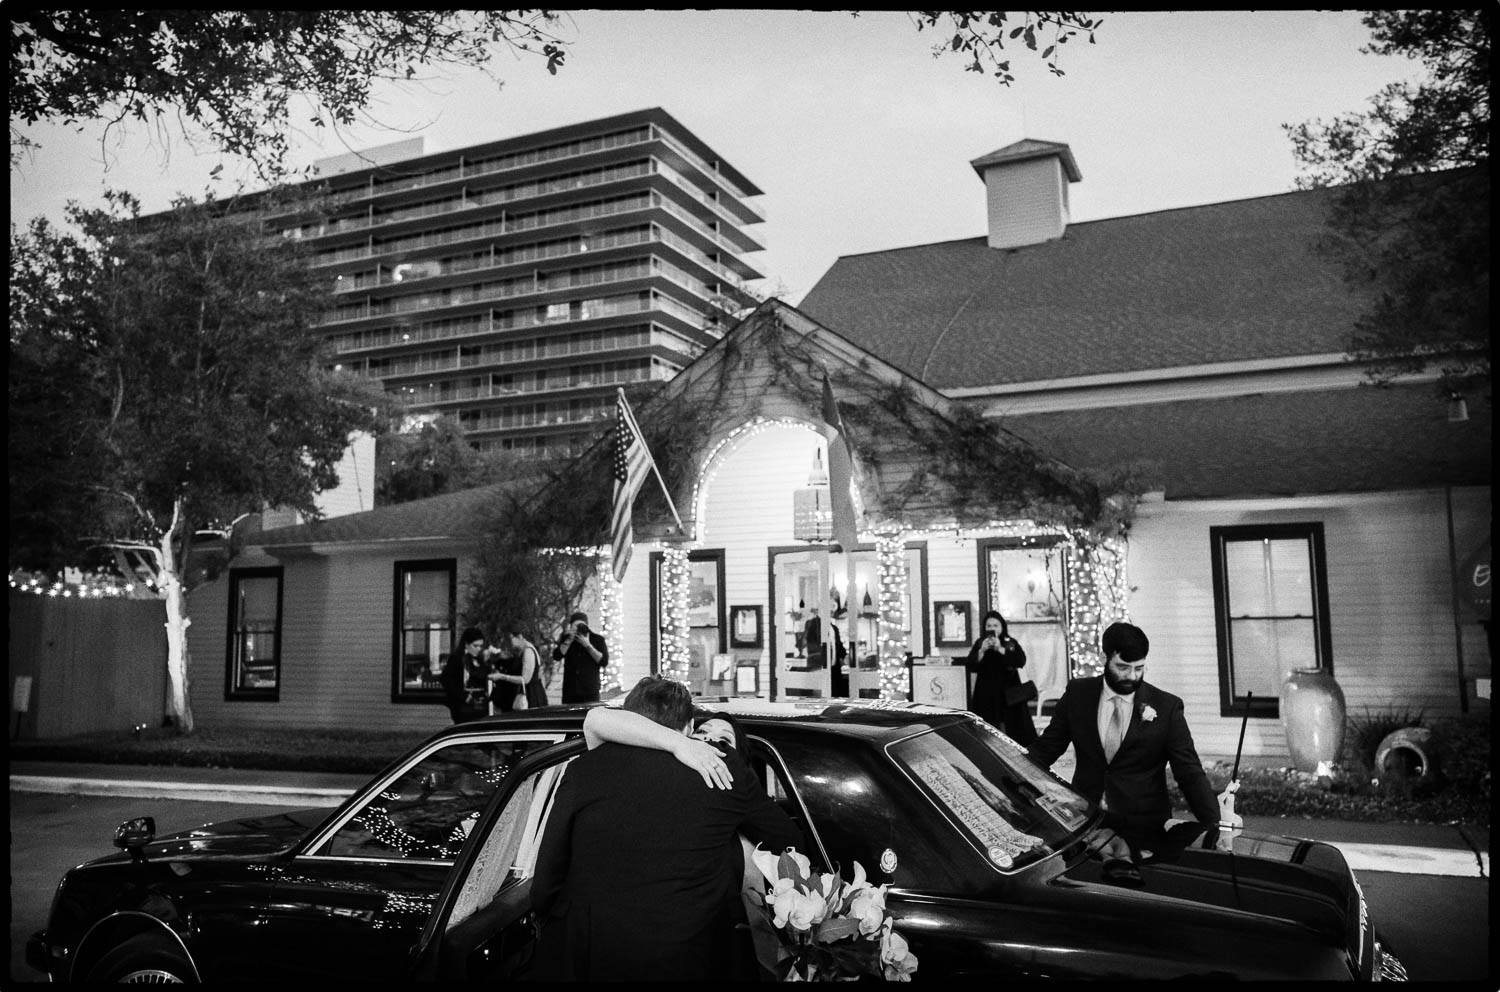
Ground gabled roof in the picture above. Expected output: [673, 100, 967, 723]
[798, 185, 1370, 390]
[1003, 383, 1491, 500]
[249, 300, 1110, 551]
[622, 298, 1105, 535]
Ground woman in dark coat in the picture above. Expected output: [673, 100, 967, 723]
[440, 627, 489, 723]
[963, 610, 1037, 745]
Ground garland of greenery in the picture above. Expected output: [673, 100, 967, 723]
[461, 306, 1141, 669]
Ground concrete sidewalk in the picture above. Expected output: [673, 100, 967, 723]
[9, 760, 1489, 879]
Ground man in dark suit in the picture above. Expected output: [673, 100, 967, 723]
[527, 676, 804, 982]
[1028, 622, 1219, 858]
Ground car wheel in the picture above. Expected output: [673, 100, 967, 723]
[86, 934, 194, 983]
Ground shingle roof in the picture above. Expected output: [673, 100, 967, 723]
[252, 479, 536, 547]
[1001, 384, 1491, 500]
[798, 185, 1371, 390]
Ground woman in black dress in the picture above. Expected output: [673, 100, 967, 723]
[489, 624, 547, 711]
[963, 610, 1037, 745]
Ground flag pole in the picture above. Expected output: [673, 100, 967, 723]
[618, 388, 685, 534]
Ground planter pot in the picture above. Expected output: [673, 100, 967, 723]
[1279, 666, 1346, 774]
[1375, 726, 1439, 786]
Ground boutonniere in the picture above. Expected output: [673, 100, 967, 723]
[1141, 705, 1158, 723]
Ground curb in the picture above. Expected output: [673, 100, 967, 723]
[11, 774, 352, 809]
[1334, 842, 1488, 878]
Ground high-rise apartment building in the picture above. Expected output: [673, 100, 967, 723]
[276, 108, 764, 455]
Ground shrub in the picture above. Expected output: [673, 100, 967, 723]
[1429, 711, 1491, 796]
[1343, 706, 1425, 778]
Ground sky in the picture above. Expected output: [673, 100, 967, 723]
[9, 10, 1422, 305]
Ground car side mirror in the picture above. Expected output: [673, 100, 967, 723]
[114, 816, 156, 857]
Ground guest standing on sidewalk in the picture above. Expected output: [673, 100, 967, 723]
[440, 627, 490, 724]
[552, 611, 609, 704]
[963, 610, 1037, 744]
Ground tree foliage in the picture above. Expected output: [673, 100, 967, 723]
[1284, 10, 1490, 399]
[902, 11, 1103, 84]
[9, 190, 390, 728]
[376, 414, 536, 506]
[10, 10, 569, 178]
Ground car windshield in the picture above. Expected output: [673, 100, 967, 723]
[886, 719, 1093, 872]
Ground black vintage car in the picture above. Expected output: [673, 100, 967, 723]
[29, 699, 1407, 982]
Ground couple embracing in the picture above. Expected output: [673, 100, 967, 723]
[523, 677, 804, 982]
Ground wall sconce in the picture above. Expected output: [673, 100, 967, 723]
[1447, 393, 1469, 423]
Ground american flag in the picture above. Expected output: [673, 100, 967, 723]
[611, 391, 652, 581]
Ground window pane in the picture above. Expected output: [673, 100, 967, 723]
[1223, 540, 1270, 615]
[1266, 539, 1314, 616]
[404, 569, 450, 622]
[237, 576, 279, 625]
[986, 545, 1066, 622]
[323, 739, 548, 861]
[1229, 617, 1317, 694]
[1225, 539, 1313, 618]
[242, 631, 277, 666]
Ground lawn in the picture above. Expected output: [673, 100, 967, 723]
[10, 724, 1489, 828]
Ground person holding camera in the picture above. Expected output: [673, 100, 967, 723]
[963, 609, 1037, 745]
[553, 610, 609, 704]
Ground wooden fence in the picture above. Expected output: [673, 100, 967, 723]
[8, 591, 167, 740]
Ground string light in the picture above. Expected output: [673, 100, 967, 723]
[658, 546, 692, 683]
[874, 531, 909, 701]
[691, 417, 828, 543]
[8, 568, 153, 599]
[596, 559, 624, 694]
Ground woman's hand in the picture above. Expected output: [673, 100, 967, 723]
[669, 736, 733, 790]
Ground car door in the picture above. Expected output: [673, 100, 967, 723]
[409, 738, 587, 982]
[258, 731, 565, 982]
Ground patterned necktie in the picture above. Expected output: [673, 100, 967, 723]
[1104, 696, 1128, 762]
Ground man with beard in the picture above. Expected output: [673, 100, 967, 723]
[1028, 622, 1219, 867]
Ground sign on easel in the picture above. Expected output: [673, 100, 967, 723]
[909, 663, 967, 709]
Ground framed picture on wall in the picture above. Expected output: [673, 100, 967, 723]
[730, 605, 763, 648]
[934, 601, 972, 647]
[735, 662, 760, 695]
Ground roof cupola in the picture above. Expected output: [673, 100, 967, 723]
[969, 139, 1081, 250]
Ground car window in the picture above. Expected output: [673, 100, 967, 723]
[313, 737, 558, 862]
[447, 757, 574, 929]
[886, 720, 1091, 873]
[743, 739, 831, 870]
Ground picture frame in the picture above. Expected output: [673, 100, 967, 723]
[934, 600, 972, 647]
[729, 605, 763, 648]
[735, 662, 760, 695]
[710, 653, 735, 682]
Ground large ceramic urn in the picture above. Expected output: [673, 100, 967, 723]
[1279, 666, 1346, 774]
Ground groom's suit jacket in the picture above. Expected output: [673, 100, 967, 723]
[1028, 676, 1218, 842]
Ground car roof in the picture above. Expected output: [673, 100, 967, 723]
[445, 697, 975, 744]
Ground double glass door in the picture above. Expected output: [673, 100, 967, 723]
[771, 545, 926, 700]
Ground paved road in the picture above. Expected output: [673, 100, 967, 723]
[9, 790, 1490, 983]
[10, 791, 331, 984]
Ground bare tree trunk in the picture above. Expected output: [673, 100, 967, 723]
[160, 498, 195, 734]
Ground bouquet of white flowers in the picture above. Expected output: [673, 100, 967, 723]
[748, 846, 919, 982]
